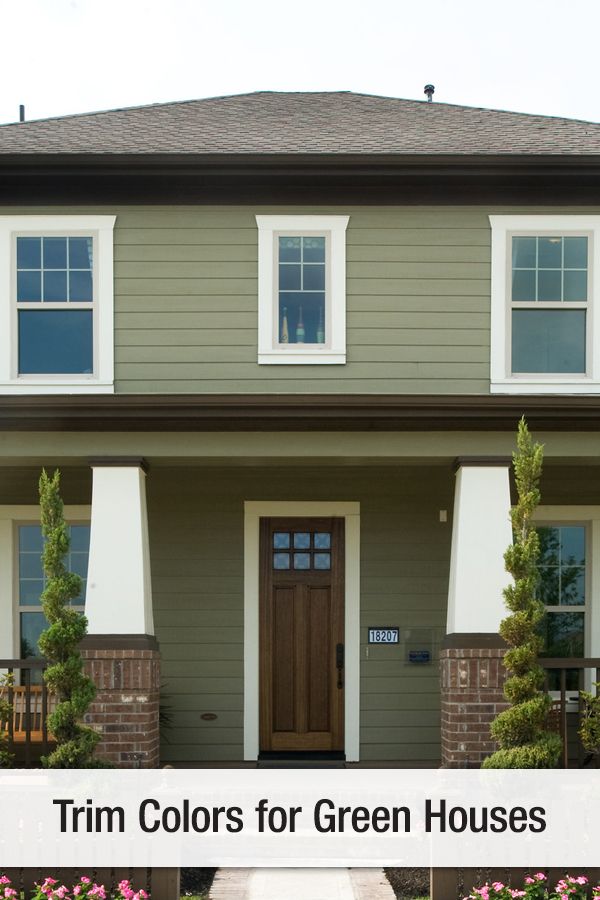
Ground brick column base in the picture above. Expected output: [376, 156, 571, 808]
[80, 635, 160, 768]
[440, 636, 508, 768]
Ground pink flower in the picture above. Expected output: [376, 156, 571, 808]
[4, 889, 17, 899]
[81, 878, 91, 885]
[577, 878, 588, 885]
[0, 879, 10, 886]
[138, 892, 148, 899]
[535, 874, 547, 881]
[73, 889, 81, 896]
[493, 884, 505, 892]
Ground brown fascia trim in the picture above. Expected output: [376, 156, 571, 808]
[1, 394, 600, 432]
[79, 634, 159, 651]
[88, 456, 149, 472]
[441, 633, 507, 650]
[3, 153, 600, 204]
[453, 455, 512, 471]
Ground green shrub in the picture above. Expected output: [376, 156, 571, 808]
[482, 418, 562, 769]
[37, 469, 106, 768]
[579, 681, 600, 758]
[0, 671, 14, 768]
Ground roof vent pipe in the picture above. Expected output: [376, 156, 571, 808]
[19, 105, 25, 122]
[424, 84, 435, 102]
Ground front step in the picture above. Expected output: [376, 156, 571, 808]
[257, 751, 346, 768]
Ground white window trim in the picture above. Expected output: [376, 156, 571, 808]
[0, 215, 116, 394]
[533, 506, 600, 698]
[0, 505, 91, 660]
[490, 215, 600, 394]
[256, 214, 349, 364]
[243, 501, 360, 761]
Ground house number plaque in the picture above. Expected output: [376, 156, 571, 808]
[368, 627, 399, 644]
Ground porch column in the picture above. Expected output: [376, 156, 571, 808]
[441, 458, 512, 768]
[80, 459, 160, 769]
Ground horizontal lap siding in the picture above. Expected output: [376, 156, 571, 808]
[150, 465, 451, 763]
[111, 205, 491, 393]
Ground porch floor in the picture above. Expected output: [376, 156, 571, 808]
[164, 760, 440, 768]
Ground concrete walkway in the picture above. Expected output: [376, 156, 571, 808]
[209, 867, 396, 899]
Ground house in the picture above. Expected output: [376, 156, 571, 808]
[0, 90, 599, 769]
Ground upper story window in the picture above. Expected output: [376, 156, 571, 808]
[0, 215, 116, 394]
[490, 215, 600, 394]
[256, 215, 349, 364]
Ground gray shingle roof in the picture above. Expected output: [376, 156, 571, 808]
[1, 91, 600, 156]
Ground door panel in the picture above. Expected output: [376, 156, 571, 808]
[259, 517, 345, 753]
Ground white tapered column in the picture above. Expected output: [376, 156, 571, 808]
[85, 459, 153, 636]
[447, 460, 513, 636]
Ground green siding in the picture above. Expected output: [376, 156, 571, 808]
[149, 465, 452, 763]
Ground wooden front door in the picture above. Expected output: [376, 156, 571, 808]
[259, 517, 345, 753]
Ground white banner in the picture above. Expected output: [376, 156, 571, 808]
[0, 768, 598, 867]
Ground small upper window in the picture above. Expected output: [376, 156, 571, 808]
[17, 235, 94, 375]
[490, 215, 600, 394]
[0, 215, 115, 394]
[256, 215, 349, 364]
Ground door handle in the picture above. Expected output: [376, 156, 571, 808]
[336, 643, 344, 689]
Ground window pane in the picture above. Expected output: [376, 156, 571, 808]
[279, 293, 325, 344]
[69, 270, 93, 301]
[19, 524, 43, 552]
[512, 237, 536, 268]
[561, 526, 585, 565]
[537, 269, 561, 301]
[69, 237, 93, 269]
[303, 264, 325, 291]
[561, 568, 585, 606]
[19, 579, 44, 606]
[563, 269, 587, 302]
[538, 526, 560, 565]
[19, 309, 93, 374]
[43, 270, 68, 301]
[70, 524, 91, 551]
[279, 264, 301, 290]
[538, 566, 559, 605]
[303, 237, 325, 263]
[20, 611, 47, 658]
[279, 237, 301, 262]
[539, 611, 584, 658]
[564, 236, 587, 269]
[17, 270, 41, 302]
[512, 269, 536, 301]
[512, 309, 585, 373]
[538, 237, 562, 268]
[17, 237, 41, 269]
[43, 237, 67, 269]
[19, 552, 43, 579]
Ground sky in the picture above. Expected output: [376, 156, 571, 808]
[2, 0, 600, 126]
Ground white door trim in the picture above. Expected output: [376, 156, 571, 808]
[243, 501, 360, 761]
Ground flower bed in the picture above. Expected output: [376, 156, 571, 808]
[0, 876, 148, 900]
[465, 873, 600, 900]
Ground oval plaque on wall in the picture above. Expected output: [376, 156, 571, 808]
[201, 713, 218, 721]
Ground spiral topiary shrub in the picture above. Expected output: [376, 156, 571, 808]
[482, 418, 562, 769]
[37, 469, 105, 768]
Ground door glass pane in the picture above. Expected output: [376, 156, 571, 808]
[512, 309, 585, 373]
[273, 552, 290, 569]
[293, 553, 311, 570]
[273, 532, 290, 549]
[314, 552, 331, 570]
[293, 533, 310, 549]
[314, 532, 331, 549]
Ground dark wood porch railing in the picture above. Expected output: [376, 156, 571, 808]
[0, 658, 52, 766]
[541, 657, 600, 769]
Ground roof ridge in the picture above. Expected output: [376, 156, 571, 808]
[1, 90, 600, 130]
